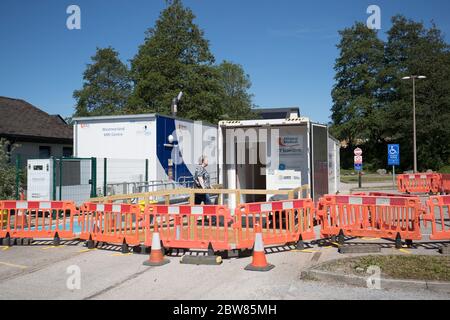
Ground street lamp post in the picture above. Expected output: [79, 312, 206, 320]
[402, 75, 426, 173]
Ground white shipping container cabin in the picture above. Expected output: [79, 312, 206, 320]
[72, 114, 218, 187]
[218, 117, 340, 206]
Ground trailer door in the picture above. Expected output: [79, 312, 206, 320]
[311, 124, 329, 200]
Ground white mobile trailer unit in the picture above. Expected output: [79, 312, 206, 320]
[218, 117, 340, 205]
[73, 114, 218, 186]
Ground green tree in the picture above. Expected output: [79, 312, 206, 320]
[0, 139, 18, 199]
[383, 15, 450, 171]
[74, 47, 132, 116]
[330, 22, 385, 169]
[216, 60, 255, 120]
[129, 0, 223, 123]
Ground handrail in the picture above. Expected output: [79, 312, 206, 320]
[89, 184, 311, 205]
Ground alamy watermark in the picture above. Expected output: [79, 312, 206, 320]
[366, 265, 382, 290]
[168, 121, 282, 170]
[367, 5, 381, 30]
[66, 265, 81, 290]
[66, 5, 81, 30]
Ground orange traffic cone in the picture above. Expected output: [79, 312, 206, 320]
[245, 225, 274, 272]
[143, 230, 170, 266]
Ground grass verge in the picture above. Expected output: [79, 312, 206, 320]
[316, 255, 450, 282]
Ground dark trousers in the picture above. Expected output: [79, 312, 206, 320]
[194, 192, 215, 224]
[194, 193, 212, 205]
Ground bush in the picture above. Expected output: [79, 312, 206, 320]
[0, 139, 18, 199]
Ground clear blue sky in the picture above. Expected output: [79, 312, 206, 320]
[1, 0, 449, 123]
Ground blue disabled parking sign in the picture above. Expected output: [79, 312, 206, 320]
[388, 144, 400, 166]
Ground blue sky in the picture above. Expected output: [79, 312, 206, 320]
[1, 0, 449, 123]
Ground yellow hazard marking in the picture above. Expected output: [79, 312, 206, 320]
[331, 242, 341, 247]
[1, 246, 10, 251]
[296, 249, 319, 253]
[110, 252, 133, 257]
[398, 248, 411, 254]
[41, 245, 65, 250]
[0, 261, 27, 269]
[78, 248, 97, 253]
[323, 246, 332, 249]
[361, 237, 380, 241]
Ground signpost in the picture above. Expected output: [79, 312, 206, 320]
[354, 148, 363, 188]
[388, 144, 400, 187]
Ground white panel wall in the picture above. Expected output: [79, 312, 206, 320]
[75, 119, 156, 160]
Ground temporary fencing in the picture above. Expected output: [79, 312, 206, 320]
[424, 195, 450, 241]
[397, 173, 441, 194]
[78, 203, 143, 246]
[1, 192, 450, 252]
[0, 200, 77, 240]
[144, 205, 232, 251]
[234, 199, 316, 249]
[317, 195, 423, 242]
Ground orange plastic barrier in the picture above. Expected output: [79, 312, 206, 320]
[144, 205, 232, 251]
[425, 195, 450, 240]
[397, 173, 441, 194]
[78, 203, 142, 246]
[317, 195, 423, 241]
[0, 200, 77, 240]
[439, 174, 450, 194]
[234, 199, 316, 249]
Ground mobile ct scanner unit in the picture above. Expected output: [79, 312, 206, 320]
[218, 116, 340, 207]
[72, 114, 218, 184]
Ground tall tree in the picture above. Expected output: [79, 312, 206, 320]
[74, 47, 132, 116]
[383, 15, 450, 171]
[129, 0, 223, 123]
[330, 22, 385, 169]
[216, 60, 255, 120]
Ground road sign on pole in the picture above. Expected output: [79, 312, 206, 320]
[388, 144, 400, 187]
[388, 144, 400, 166]
[354, 148, 363, 188]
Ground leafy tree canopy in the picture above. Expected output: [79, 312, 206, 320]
[331, 16, 450, 171]
[74, 47, 132, 117]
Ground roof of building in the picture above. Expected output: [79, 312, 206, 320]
[0, 96, 73, 143]
[254, 107, 300, 120]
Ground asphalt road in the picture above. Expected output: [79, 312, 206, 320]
[0, 240, 448, 300]
[0, 182, 448, 300]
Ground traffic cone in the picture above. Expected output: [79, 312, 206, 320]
[143, 231, 170, 266]
[245, 225, 274, 272]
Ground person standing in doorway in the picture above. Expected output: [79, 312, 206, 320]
[194, 155, 212, 205]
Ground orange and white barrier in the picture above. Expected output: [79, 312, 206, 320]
[439, 174, 450, 194]
[0, 200, 76, 241]
[317, 195, 423, 242]
[425, 195, 450, 241]
[397, 173, 441, 194]
[78, 203, 142, 246]
[234, 199, 315, 249]
[144, 205, 232, 251]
